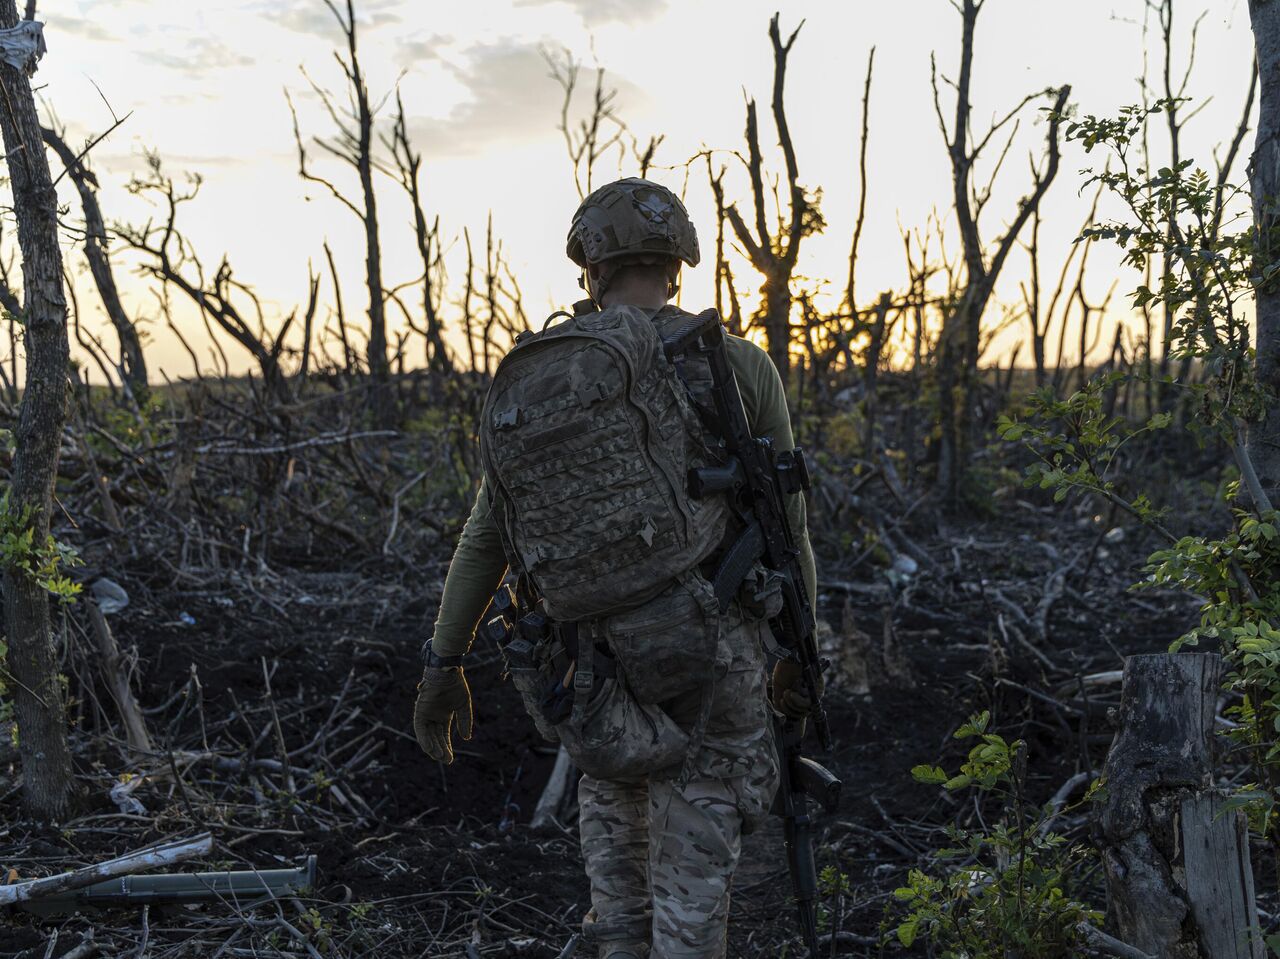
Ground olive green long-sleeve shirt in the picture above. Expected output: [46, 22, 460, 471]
[429, 332, 818, 658]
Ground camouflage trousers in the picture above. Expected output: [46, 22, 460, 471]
[578, 610, 779, 959]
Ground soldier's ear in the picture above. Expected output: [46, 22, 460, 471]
[577, 272, 587, 291]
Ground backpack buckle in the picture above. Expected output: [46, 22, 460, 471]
[575, 382, 608, 408]
[493, 407, 522, 430]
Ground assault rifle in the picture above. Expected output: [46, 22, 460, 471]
[662, 308, 841, 959]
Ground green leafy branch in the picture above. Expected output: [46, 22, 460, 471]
[1001, 99, 1280, 855]
[996, 377, 1175, 538]
[896, 712, 1100, 957]
[0, 491, 82, 601]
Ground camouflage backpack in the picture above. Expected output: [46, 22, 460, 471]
[479, 303, 728, 625]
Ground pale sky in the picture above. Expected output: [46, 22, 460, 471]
[21, 0, 1258, 381]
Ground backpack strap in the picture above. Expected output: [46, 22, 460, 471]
[570, 622, 596, 730]
[674, 570, 724, 787]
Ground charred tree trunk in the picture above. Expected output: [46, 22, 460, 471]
[40, 126, 147, 401]
[291, 0, 390, 419]
[762, 272, 792, 387]
[724, 14, 812, 389]
[862, 292, 891, 451]
[1099, 653, 1262, 958]
[0, 5, 76, 819]
[352, 48, 389, 406]
[933, 0, 1068, 507]
[1248, 0, 1280, 504]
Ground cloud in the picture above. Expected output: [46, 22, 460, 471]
[405, 41, 562, 156]
[265, 0, 402, 39]
[90, 148, 247, 179]
[404, 39, 647, 158]
[513, 0, 668, 27]
[139, 36, 254, 74]
[397, 32, 452, 64]
[53, 14, 120, 43]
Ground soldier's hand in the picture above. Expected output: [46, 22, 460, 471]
[770, 660, 822, 720]
[413, 667, 474, 763]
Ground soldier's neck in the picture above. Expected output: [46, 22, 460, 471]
[600, 284, 670, 311]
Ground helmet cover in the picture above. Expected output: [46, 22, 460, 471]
[566, 177, 700, 270]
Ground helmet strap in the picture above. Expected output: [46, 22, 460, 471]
[584, 262, 619, 309]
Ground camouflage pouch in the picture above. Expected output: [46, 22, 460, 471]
[556, 629, 689, 779]
[509, 666, 561, 743]
[601, 572, 720, 705]
[500, 613, 562, 743]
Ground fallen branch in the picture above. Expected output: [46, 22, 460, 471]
[1077, 922, 1156, 959]
[59, 935, 99, 959]
[0, 832, 213, 905]
[192, 429, 398, 456]
[1037, 770, 1091, 837]
[88, 597, 154, 754]
[383, 468, 428, 555]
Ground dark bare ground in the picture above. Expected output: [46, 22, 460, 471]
[0, 494, 1206, 958]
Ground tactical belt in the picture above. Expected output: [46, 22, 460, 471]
[558, 622, 617, 680]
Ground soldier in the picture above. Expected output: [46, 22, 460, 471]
[412, 177, 817, 959]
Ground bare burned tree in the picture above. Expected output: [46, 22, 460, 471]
[724, 14, 825, 387]
[288, 0, 391, 419]
[41, 124, 147, 402]
[386, 92, 452, 377]
[544, 46, 625, 199]
[118, 155, 312, 404]
[1147, 0, 1204, 378]
[455, 215, 526, 377]
[0, 2, 77, 818]
[1018, 184, 1105, 390]
[932, 0, 1069, 505]
[846, 46, 876, 316]
[631, 132, 664, 180]
[706, 158, 745, 337]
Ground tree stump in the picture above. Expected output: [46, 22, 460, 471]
[1099, 653, 1262, 958]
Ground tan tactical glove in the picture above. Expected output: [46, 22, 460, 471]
[771, 660, 823, 720]
[413, 667, 474, 763]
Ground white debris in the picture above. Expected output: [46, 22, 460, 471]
[91, 577, 129, 615]
[892, 554, 919, 578]
[0, 21, 44, 75]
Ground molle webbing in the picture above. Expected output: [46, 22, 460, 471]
[478, 304, 729, 624]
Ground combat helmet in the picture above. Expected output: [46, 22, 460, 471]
[566, 177, 699, 302]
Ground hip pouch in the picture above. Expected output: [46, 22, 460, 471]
[510, 665, 562, 744]
[600, 571, 721, 705]
[555, 626, 689, 779]
[500, 616, 563, 744]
